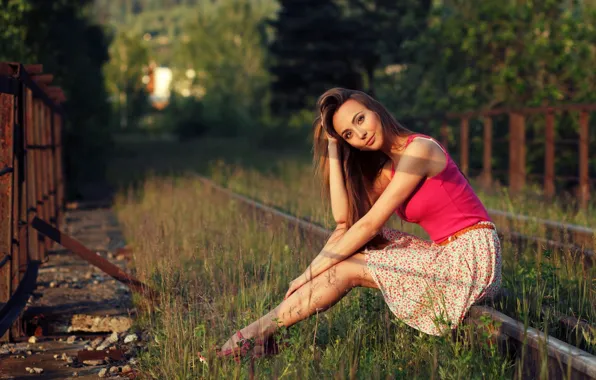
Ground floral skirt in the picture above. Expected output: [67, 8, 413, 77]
[363, 221, 502, 336]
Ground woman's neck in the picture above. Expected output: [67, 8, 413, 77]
[381, 133, 412, 162]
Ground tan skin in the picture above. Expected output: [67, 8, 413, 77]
[218, 99, 447, 355]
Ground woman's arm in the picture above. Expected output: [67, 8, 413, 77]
[300, 140, 435, 283]
[328, 140, 349, 224]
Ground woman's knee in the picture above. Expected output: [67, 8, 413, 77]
[333, 253, 375, 289]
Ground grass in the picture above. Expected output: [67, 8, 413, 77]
[109, 136, 595, 378]
[115, 178, 513, 379]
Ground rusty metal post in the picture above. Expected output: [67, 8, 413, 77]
[460, 118, 470, 176]
[33, 99, 45, 261]
[578, 110, 590, 210]
[482, 117, 493, 189]
[24, 88, 38, 262]
[53, 113, 64, 226]
[47, 108, 56, 226]
[0, 93, 15, 342]
[544, 111, 555, 198]
[31, 217, 160, 303]
[509, 113, 526, 193]
[41, 104, 52, 254]
[12, 82, 28, 341]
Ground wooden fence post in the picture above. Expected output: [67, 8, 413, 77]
[544, 111, 555, 198]
[440, 120, 449, 148]
[509, 113, 526, 193]
[578, 110, 590, 210]
[482, 116, 493, 190]
[460, 118, 470, 176]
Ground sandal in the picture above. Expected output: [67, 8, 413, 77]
[215, 331, 263, 362]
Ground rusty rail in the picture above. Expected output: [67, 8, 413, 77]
[0, 62, 65, 342]
[488, 209, 595, 261]
[404, 103, 594, 210]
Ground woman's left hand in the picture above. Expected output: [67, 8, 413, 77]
[284, 272, 309, 300]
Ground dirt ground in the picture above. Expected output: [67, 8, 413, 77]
[0, 206, 143, 380]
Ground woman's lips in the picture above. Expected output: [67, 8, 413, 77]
[366, 135, 375, 146]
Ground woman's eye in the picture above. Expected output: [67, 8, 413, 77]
[358, 115, 364, 124]
[345, 132, 352, 139]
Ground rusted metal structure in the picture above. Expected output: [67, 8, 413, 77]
[407, 105, 595, 210]
[0, 62, 65, 342]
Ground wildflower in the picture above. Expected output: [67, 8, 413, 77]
[197, 352, 208, 365]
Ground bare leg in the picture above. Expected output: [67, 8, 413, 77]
[219, 252, 377, 352]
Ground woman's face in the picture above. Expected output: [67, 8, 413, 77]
[332, 99, 383, 151]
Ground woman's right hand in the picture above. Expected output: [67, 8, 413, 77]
[325, 130, 338, 144]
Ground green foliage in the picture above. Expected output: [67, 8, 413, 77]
[0, 0, 32, 61]
[160, 94, 207, 139]
[335, 0, 432, 95]
[172, 0, 277, 139]
[267, 0, 363, 114]
[2, 0, 113, 199]
[381, 0, 596, 116]
[375, 0, 596, 190]
[104, 29, 151, 130]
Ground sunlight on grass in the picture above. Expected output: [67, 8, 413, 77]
[110, 137, 595, 378]
[115, 178, 512, 379]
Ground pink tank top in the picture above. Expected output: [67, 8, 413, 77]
[391, 133, 491, 243]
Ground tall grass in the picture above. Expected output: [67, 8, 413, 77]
[107, 137, 596, 228]
[110, 137, 595, 378]
[115, 178, 512, 379]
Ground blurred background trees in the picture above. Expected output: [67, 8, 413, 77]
[1, 0, 111, 199]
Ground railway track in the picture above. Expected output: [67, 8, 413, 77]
[196, 176, 596, 380]
[487, 209, 595, 262]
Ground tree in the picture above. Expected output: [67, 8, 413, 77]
[173, 0, 277, 137]
[267, 0, 363, 114]
[0, 0, 32, 61]
[104, 30, 150, 130]
[336, 0, 432, 96]
[2, 0, 113, 198]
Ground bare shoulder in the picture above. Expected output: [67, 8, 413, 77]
[403, 137, 447, 176]
[403, 137, 440, 158]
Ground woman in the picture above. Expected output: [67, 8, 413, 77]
[216, 88, 502, 359]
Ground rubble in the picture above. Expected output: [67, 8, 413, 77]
[123, 334, 137, 344]
[97, 331, 119, 350]
[83, 359, 104, 366]
[0, 207, 143, 378]
[25, 367, 43, 374]
[90, 337, 104, 349]
[98, 367, 108, 377]
[68, 314, 133, 333]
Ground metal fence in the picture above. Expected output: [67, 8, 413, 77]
[0, 62, 65, 342]
[405, 104, 594, 209]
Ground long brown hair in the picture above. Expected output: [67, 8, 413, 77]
[313, 88, 413, 247]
